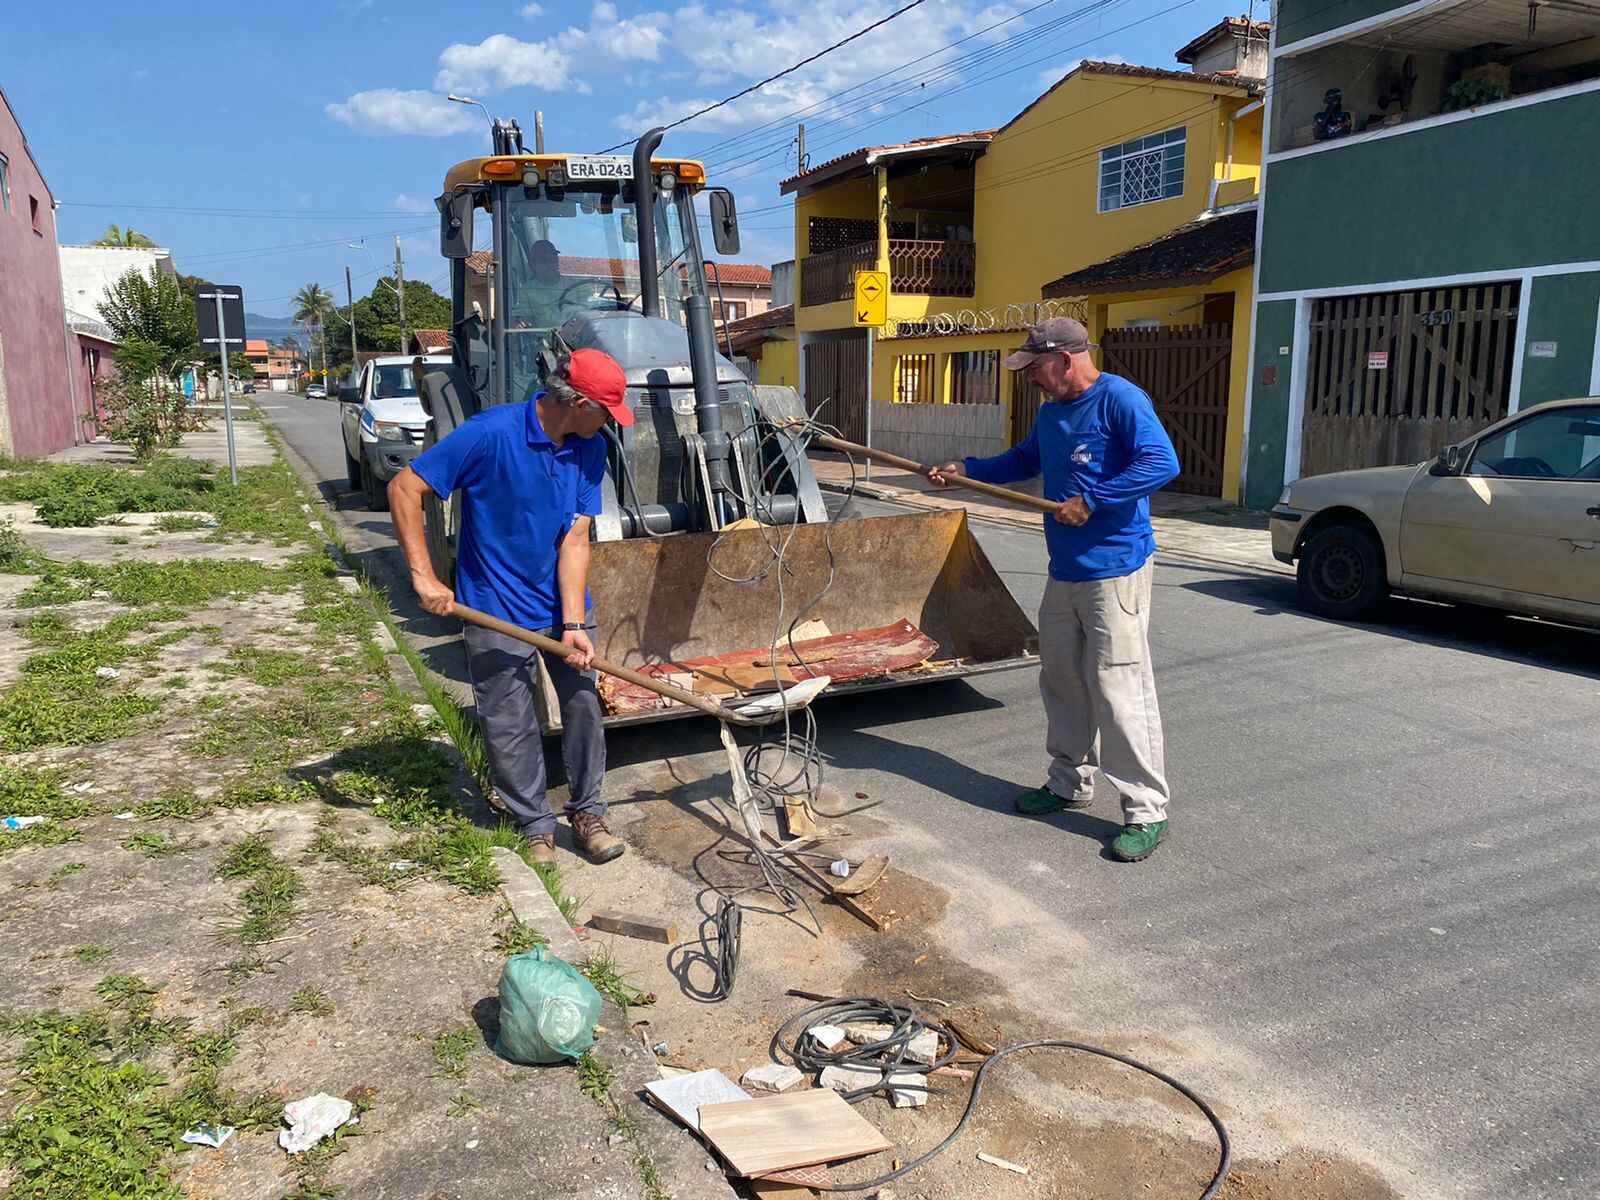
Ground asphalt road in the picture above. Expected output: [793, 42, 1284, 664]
[264, 390, 1599, 1199]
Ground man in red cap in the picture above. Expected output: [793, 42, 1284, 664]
[389, 348, 634, 866]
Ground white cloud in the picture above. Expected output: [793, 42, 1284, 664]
[519, 1, 543, 15]
[392, 193, 434, 213]
[435, 2, 668, 93]
[326, 89, 480, 136]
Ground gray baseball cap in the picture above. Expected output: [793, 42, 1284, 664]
[1001, 317, 1097, 368]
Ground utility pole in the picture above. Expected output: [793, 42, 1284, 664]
[393, 235, 407, 353]
[535, 109, 546, 153]
[345, 266, 358, 373]
[797, 123, 807, 172]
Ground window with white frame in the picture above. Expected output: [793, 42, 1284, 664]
[1098, 127, 1185, 212]
[0, 153, 10, 215]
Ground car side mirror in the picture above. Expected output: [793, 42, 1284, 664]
[1431, 444, 1462, 476]
[707, 188, 740, 255]
[439, 191, 474, 259]
[338, 385, 359, 403]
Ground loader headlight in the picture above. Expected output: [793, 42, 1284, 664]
[373, 420, 408, 442]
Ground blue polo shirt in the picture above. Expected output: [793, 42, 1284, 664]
[411, 395, 605, 629]
[964, 373, 1179, 582]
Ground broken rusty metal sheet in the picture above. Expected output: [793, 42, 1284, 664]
[599, 620, 938, 715]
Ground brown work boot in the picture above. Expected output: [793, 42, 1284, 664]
[522, 832, 556, 867]
[570, 812, 625, 864]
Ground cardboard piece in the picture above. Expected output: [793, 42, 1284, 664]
[697, 1089, 892, 1177]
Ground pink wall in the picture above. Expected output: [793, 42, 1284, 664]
[0, 91, 81, 458]
[69, 331, 115, 441]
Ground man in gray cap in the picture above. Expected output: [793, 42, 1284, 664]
[930, 317, 1180, 861]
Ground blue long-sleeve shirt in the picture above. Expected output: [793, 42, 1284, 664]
[964, 373, 1179, 581]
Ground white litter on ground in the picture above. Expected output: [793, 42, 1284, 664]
[279, 1093, 355, 1154]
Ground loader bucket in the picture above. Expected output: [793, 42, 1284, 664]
[535, 509, 1038, 730]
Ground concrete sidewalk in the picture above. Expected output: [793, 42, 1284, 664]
[808, 454, 1288, 576]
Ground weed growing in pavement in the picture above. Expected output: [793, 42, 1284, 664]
[216, 833, 303, 944]
[0, 821, 81, 858]
[136, 786, 208, 820]
[446, 1092, 482, 1119]
[576, 1050, 614, 1101]
[431, 1027, 477, 1079]
[19, 556, 292, 608]
[289, 986, 335, 1017]
[305, 818, 400, 889]
[152, 514, 210, 533]
[0, 763, 88, 820]
[217, 953, 282, 984]
[0, 520, 45, 572]
[0, 976, 280, 1200]
[121, 832, 196, 857]
[0, 455, 215, 527]
[44, 862, 87, 887]
[493, 909, 548, 956]
[577, 947, 655, 1015]
[72, 944, 111, 964]
[209, 646, 322, 687]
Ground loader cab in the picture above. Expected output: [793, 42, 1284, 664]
[436, 153, 723, 411]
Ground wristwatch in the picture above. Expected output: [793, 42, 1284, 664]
[561, 622, 596, 631]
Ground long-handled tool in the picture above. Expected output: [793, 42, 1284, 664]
[451, 604, 827, 728]
[809, 433, 1059, 515]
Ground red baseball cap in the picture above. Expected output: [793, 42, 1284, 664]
[563, 348, 632, 427]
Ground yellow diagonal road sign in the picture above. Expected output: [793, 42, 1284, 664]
[853, 270, 888, 327]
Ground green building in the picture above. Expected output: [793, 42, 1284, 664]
[1242, 0, 1600, 507]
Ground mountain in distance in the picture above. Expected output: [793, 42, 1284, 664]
[244, 313, 305, 348]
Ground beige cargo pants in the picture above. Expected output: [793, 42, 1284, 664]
[1038, 560, 1170, 825]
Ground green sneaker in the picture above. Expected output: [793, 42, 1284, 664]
[1015, 785, 1092, 815]
[1109, 820, 1167, 862]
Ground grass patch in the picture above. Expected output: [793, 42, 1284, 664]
[0, 764, 88, 820]
[18, 556, 295, 609]
[289, 986, 335, 1017]
[493, 909, 548, 956]
[0, 976, 280, 1200]
[0, 455, 215, 528]
[136, 786, 208, 820]
[72, 944, 111, 964]
[210, 646, 321, 687]
[0, 519, 46, 573]
[152, 514, 211, 533]
[217, 833, 302, 944]
[577, 947, 655, 1015]
[0, 821, 80, 858]
[575, 1050, 613, 1102]
[431, 1027, 476, 1080]
[119, 832, 195, 857]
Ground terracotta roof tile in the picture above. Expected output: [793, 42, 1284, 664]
[412, 329, 451, 350]
[779, 131, 995, 191]
[1175, 16, 1270, 65]
[1040, 209, 1256, 297]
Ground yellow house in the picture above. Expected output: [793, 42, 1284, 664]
[781, 16, 1266, 500]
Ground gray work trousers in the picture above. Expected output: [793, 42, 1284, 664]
[462, 623, 606, 837]
[1037, 560, 1171, 825]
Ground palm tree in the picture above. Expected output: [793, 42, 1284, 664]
[93, 224, 157, 248]
[292, 284, 335, 390]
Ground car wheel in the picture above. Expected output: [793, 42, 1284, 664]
[360, 460, 390, 512]
[1297, 524, 1386, 620]
[345, 447, 362, 492]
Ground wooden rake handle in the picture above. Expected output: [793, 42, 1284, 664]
[452, 603, 737, 723]
[809, 433, 1060, 516]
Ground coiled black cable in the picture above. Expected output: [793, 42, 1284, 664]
[770, 996, 1232, 1198]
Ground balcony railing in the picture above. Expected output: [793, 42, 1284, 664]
[800, 239, 977, 307]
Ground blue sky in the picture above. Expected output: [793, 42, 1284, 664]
[10, 0, 1248, 318]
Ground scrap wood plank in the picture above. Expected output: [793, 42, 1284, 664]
[697, 1089, 892, 1177]
[586, 909, 679, 945]
[828, 852, 889, 897]
[749, 1183, 817, 1200]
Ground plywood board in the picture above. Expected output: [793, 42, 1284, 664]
[697, 1089, 892, 1177]
[643, 1069, 750, 1133]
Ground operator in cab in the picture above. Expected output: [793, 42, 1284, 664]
[508, 238, 567, 329]
[388, 349, 632, 867]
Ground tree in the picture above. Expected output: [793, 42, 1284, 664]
[94, 224, 157, 248]
[351, 278, 450, 353]
[293, 283, 335, 386]
[277, 335, 301, 352]
[97, 267, 198, 378]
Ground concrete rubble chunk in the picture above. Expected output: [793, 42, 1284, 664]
[886, 1072, 927, 1108]
[818, 1064, 882, 1094]
[741, 1063, 803, 1093]
[807, 1023, 848, 1050]
[843, 1022, 895, 1046]
[905, 1028, 940, 1066]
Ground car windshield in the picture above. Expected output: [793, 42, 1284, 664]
[372, 365, 419, 399]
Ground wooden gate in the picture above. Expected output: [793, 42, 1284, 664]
[1300, 282, 1521, 478]
[1101, 323, 1231, 497]
[803, 335, 869, 445]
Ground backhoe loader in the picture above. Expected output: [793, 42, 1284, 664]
[422, 116, 1037, 729]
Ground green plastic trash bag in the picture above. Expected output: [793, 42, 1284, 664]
[495, 946, 603, 1065]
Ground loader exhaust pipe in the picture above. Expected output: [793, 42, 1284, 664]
[632, 127, 665, 317]
[686, 291, 737, 525]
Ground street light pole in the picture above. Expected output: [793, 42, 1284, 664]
[345, 266, 358, 371]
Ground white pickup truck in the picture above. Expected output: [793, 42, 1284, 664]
[338, 354, 450, 509]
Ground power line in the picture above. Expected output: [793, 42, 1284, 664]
[597, 0, 935, 153]
[60, 200, 427, 222]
